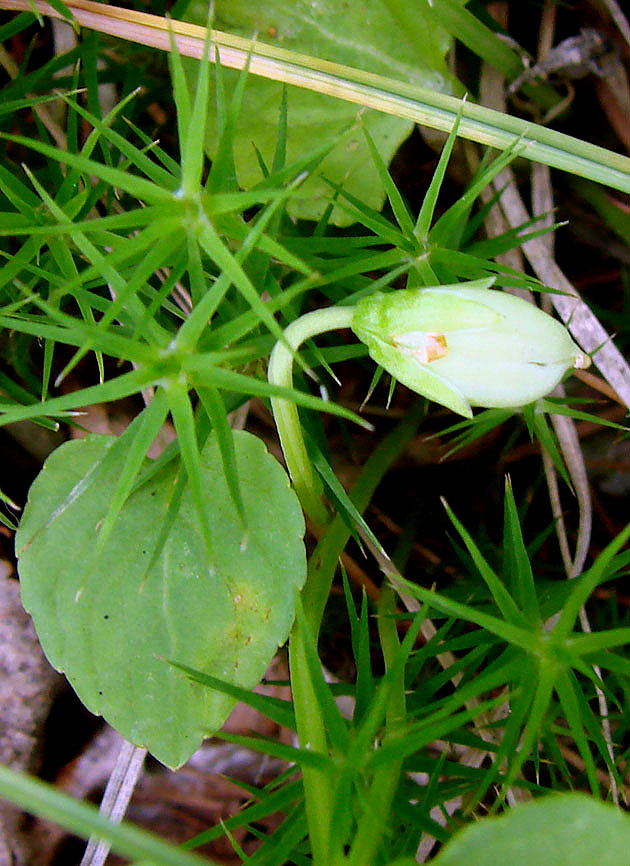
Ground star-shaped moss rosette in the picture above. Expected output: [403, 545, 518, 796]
[351, 278, 590, 418]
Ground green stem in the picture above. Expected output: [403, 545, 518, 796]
[288, 626, 333, 866]
[268, 305, 355, 526]
[270, 311, 424, 865]
[269, 305, 354, 866]
[347, 586, 405, 866]
[303, 402, 426, 636]
[269, 306, 424, 637]
[288, 412, 423, 866]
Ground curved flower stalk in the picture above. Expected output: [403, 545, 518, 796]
[269, 278, 589, 521]
[268, 306, 355, 526]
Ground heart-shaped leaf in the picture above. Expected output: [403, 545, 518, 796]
[185, 0, 461, 224]
[16, 432, 305, 768]
[432, 793, 630, 866]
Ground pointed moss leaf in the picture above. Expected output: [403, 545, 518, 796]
[16, 432, 305, 768]
[184, 0, 461, 224]
[433, 793, 630, 866]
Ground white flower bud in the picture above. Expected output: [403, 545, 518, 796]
[351, 278, 590, 418]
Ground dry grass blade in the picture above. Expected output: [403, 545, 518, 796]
[79, 741, 147, 866]
[497, 178, 630, 407]
[530, 159, 593, 589]
[500, 147, 619, 805]
[473, 27, 620, 812]
[593, 0, 630, 48]
[475, 19, 630, 407]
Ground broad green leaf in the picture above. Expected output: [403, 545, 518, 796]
[16, 431, 305, 768]
[184, 0, 461, 224]
[432, 793, 630, 866]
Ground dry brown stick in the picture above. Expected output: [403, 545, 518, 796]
[473, 6, 621, 813]
[501, 151, 620, 806]
[478, 13, 620, 800]
[593, 0, 630, 48]
[497, 181, 630, 407]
